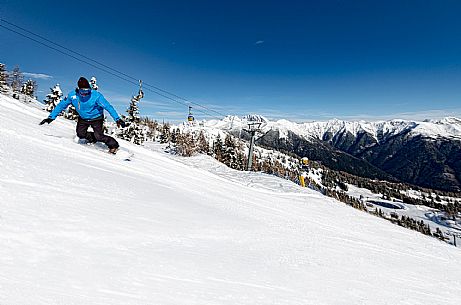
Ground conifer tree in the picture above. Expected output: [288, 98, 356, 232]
[117, 81, 146, 145]
[222, 134, 242, 169]
[64, 105, 80, 121]
[0, 63, 9, 94]
[434, 228, 445, 241]
[252, 153, 261, 171]
[9, 66, 23, 92]
[176, 132, 195, 157]
[173, 128, 183, 144]
[141, 117, 159, 141]
[160, 123, 171, 144]
[196, 130, 210, 154]
[20, 79, 37, 98]
[213, 134, 224, 162]
[126, 83, 143, 124]
[90, 76, 98, 90]
[236, 152, 246, 171]
[61, 87, 79, 121]
[44, 84, 63, 112]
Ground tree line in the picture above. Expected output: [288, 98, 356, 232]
[320, 167, 461, 216]
[0, 63, 37, 100]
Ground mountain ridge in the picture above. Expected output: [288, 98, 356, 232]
[204, 115, 461, 192]
[206, 115, 461, 141]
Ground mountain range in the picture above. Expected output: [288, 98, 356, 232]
[205, 116, 461, 192]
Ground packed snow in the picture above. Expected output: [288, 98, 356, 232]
[1, 94, 461, 305]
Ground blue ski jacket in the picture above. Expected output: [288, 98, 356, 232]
[48, 90, 120, 121]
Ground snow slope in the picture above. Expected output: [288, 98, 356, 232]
[1, 95, 460, 305]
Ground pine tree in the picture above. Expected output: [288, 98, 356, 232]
[222, 134, 243, 169]
[160, 123, 171, 143]
[64, 105, 80, 121]
[236, 152, 246, 171]
[90, 76, 98, 90]
[213, 134, 224, 162]
[20, 79, 37, 98]
[117, 82, 146, 145]
[44, 84, 63, 112]
[141, 117, 159, 141]
[196, 131, 210, 154]
[261, 158, 273, 174]
[126, 86, 142, 124]
[251, 153, 260, 171]
[9, 66, 23, 92]
[176, 132, 195, 157]
[171, 128, 180, 144]
[434, 228, 445, 241]
[0, 63, 9, 94]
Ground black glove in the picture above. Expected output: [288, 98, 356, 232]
[116, 119, 126, 128]
[39, 118, 54, 125]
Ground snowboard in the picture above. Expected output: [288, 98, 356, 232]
[73, 137, 134, 161]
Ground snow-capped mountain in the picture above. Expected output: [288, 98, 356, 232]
[2, 93, 461, 305]
[202, 115, 461, 192]
[205, 115, 461, 141]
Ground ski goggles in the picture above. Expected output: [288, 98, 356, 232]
[78, 88, 91, 96]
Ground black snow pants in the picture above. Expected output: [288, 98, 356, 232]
[76, 117, 119, 149]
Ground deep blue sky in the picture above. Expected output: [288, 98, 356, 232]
[2, 0, 461, 122]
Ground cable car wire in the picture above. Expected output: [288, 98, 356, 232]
[0, 18, 227, 120]
[0, 18, 227, 118]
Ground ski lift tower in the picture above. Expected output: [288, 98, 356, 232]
[243, 120, 262, 171]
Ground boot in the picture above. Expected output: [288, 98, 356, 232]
[108, 147, 119, 154]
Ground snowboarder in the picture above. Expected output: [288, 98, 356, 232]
[39, 77, 126, 154]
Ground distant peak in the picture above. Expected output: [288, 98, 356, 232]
[432, 117, 461, 125]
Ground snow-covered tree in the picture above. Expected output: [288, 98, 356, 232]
[222, 134, 237, 167]
[213, 134, 224, 162]
[160, 123, 171, 143]
[176, 132, 195, 157]
[237, 151, 247, 170]
[0, 63, 9, 94]
[9, 65, 23, 92]
[196, 130, 210, 154]
[64, 105, 80, 121]
[117, 82, 147, 145]
[44, 84, 63, 112]
[90, 76, 98, 90]
[170, 128, 180, 144]
[221, 134, 245, 170]
[141, 117, 159, 141]
[20, 79, 37, 98]
[126, 87, 143, 124]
